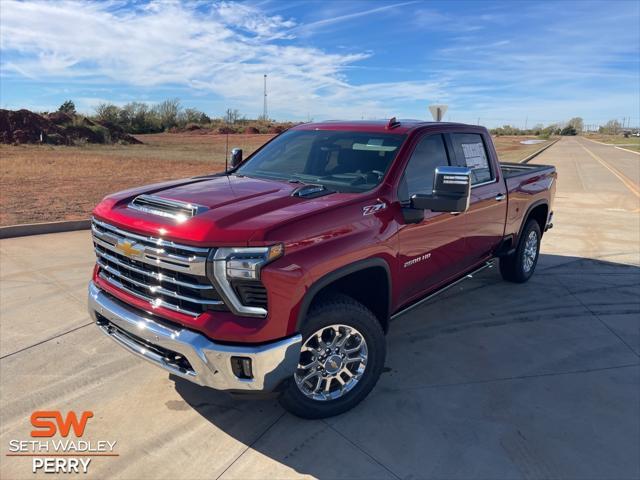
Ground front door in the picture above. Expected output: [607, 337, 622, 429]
[396, 133, 469, 304]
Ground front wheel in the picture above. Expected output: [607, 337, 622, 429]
[500, 219, 542, 283]
[278, 294, 386, 419]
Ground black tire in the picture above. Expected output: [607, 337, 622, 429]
[278, 293, 386, 419]
[500, 219, 542, 283]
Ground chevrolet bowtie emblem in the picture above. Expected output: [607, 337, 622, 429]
[115, 240, 144, 258]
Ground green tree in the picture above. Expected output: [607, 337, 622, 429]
[178, 108, 211, 127]
[58, 100, 76, 115]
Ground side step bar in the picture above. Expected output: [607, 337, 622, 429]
[390, 260, 495, 320]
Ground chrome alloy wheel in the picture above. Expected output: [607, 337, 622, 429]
[523, 230, 538, 273]
[294, 324, 368, 401]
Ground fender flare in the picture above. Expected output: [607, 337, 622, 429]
[295, 257, 392, 330]
[517, 199, 549, 243]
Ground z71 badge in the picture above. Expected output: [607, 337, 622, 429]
[362, 202, 386, 216]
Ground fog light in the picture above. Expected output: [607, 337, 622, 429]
[231, 356, 253, 379]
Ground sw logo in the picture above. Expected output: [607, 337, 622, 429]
[30, 410, 94, 437]
[8, 411, 117, 474]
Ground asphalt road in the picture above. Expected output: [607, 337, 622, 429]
[1, 137, 639, 479]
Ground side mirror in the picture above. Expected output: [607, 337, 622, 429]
[230, 148, 243, 168]
[410, 166, 471, 213]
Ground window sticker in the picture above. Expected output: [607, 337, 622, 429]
[461, 142, 487, 170]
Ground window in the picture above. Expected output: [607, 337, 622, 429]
[398, 134, 449, 203]
[450, 133, 493, 185]
[236, 130, 406, 192]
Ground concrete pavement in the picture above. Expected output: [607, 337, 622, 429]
[1, 137, 639, 479]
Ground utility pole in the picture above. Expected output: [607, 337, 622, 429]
[263, 74, 268, 120]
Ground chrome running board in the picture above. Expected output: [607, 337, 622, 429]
[390, 260, 495, 320]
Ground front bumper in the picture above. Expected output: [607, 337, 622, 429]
[88, 282, 301, 392]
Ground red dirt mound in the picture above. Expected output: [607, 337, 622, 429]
[0, 109, 141, 145]
[0, 109, 61, 144]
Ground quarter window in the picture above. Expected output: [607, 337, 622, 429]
[451, 133, 493, 185]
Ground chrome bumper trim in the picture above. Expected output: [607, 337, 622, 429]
[88, 282, 301, 392]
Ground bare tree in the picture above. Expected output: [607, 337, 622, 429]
[155, 98, 181, 130]
[94, 103, 119, 123]
[568, 117, 584, 133]
[600, 119, 622, 135]
[224, 108, 243, 124]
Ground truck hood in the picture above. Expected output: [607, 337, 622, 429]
[93, 174, 360, 245]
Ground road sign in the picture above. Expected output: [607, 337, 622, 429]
[429, 104, 448, 122]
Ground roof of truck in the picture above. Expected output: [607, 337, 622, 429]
[293, 119, 476, 135]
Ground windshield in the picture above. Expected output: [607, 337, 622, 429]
[236, 130, 406, 192]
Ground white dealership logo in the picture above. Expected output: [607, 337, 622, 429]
[6, 410, 118, 474]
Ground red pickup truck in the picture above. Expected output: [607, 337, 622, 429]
[88, 119, 556, 418]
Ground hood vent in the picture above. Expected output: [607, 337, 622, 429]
[291, 184, 332, 199]
[128, 194, 208, 222]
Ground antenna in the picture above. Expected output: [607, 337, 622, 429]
[225, 115, 229, 172]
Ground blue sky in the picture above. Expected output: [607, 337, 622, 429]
[1, 0, 638, 127]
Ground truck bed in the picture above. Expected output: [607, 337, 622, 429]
[500, 162, 554, 179]
[501, 161, 556, 243]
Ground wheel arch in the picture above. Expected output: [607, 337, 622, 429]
[518, 200, 548, 242]
[296, 258, 392, 334]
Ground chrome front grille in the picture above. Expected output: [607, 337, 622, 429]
[92, 219, 226, 317]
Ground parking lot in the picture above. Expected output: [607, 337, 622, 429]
[1, 137, 638, 479]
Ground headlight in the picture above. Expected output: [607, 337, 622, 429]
[208, 244, 284, 317]
[223, 244, 284, 280]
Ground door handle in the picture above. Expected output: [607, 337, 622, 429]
[495, 193, 506, 201]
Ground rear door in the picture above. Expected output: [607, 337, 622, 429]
[396, 133, 469, 303]
[449, 132, 507, 262]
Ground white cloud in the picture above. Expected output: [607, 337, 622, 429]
[1, 0, 637, 125]
[291, 1, 418, 36]
[0, 0, 443, 119]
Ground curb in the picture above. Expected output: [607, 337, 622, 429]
[615, 145, 640, 156]
[583, 136, 640, 155]
[0, 220, 91, 239]
[519, 139, 560, 164]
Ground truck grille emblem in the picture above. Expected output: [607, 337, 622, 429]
[115, 240, 144, 259]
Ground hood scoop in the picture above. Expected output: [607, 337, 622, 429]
[128, 194, 208, 222]
[291, 184, 332, 199]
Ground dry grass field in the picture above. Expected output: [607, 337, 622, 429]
[491, 135, 554, 162]
[0, 133, 551, 226]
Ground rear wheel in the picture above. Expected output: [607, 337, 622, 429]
[279, 294, 386, 419]
[500, 219, 541, 283]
